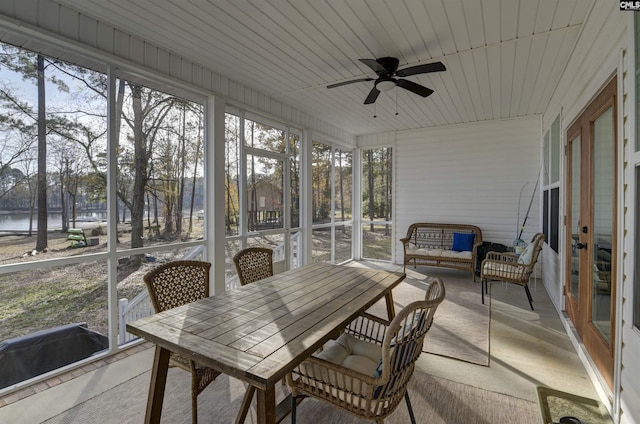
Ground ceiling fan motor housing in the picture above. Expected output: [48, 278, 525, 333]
[376, 57, 400, 76]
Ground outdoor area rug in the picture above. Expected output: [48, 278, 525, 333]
[537, 386, 614, 424]
[42, 368, 537, 424]
[357, 263, 490, 366]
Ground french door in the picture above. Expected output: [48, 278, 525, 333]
[565, 77, 617, 389]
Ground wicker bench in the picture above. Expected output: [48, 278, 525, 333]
[400, 223, 483, 281]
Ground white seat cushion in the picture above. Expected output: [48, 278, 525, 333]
[406, 247, 445, 257]
[316, 333, 381, 376]
[440, 250, 472, 259]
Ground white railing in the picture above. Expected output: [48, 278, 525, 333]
[118, 290, 153, 344]
[118, 235, 302, 344]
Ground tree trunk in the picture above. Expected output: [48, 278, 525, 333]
[367, 150, 374, 232]
[36, 54, 48, 252]
[189, 121, 201, 233]
[129, 84, 147, 250]
[60, 174, 68, 233]
[176, 104, 186, 234]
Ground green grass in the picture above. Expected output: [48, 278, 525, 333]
[0, 263, 109, 340]
[0, 224, 393, 342]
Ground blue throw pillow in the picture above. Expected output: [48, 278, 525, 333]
[452, 232, 475, 252]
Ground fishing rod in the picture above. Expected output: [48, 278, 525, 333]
[518, 167, 541, 241]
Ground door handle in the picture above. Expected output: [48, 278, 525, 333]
[576, 242, 588, 250]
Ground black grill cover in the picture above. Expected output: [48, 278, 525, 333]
[475, 241, 510, 275]
[0, 322, 108, 389]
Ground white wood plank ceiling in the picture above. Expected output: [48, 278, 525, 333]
[57, 0, 592, 136]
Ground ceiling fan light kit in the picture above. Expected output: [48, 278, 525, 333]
[376, 79, 396, 92]
[327, 56, 446, 105]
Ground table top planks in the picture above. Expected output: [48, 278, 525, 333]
[127, 263, 405, 390]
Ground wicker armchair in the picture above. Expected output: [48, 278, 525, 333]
[143, 260, 220, 424]
[480, 232, 545, 310]
[286, 278, 446, 424]
[233, 247, 274, 285]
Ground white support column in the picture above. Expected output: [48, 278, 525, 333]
[301, 129, 313, 265]
[106, 65, 119, 350]
[353, 147, 362, 260]
[206, 95, 226, 296]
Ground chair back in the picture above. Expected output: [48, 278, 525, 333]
[375, 278, 445, 398]
[143, 260, 211, 313]
[233, 247, 274, 285]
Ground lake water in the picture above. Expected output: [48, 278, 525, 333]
[0, 212, 107, 231]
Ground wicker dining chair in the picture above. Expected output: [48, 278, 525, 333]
[233, 247, 274, 285]
[143, 260, 220, 424]
[286, 278, 446, 424]
[480, 232, 545, 310]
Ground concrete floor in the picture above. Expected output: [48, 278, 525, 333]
[0, 264, 600, 424]
[413, 269, 598, 403]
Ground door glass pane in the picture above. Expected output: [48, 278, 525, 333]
[246, 154, 283, 231]
[569, 136, 581, 301]
[334, 224, 352, 263]
[334, 149, 352, 222]
[289, 133, 301, 228]
[592, 107, 614, 342]
[550, 188, 560, 252]
[312, 142, 332, 225]
[362, 148, 393, 221]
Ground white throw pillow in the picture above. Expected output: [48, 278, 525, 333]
[518, 242, 535, 264]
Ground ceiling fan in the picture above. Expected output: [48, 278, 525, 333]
[327, 57, 446, 104]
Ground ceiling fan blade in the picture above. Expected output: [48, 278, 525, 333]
[396, 79, 434, 97]
[359, 58, 386, 74]
[364, 87, 381, 104]
[327, 78, 373, 89]
[395, 61, 446, 77]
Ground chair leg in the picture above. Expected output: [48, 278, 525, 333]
[524, 285, 534, 310]
[405, 391, 416, 424]
[481, 279, 486, 304]
[291, 394, 297, 424]
[189, 369, 199, 424]
[191, 389, 198, 424]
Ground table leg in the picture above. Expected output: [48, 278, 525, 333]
[255, 386, 277, 424]
[145, 346, 171, 424]
[384, 291, 396, 320]
[235, 385, 256, 424]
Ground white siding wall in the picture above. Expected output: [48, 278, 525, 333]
[394, 117, 541, 262]
[0, 0, 355, 147]
[542, 3, 638, 423]
[619, 41, 640, 424]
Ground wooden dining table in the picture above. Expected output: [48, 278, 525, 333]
[126, 262, 405, 424]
